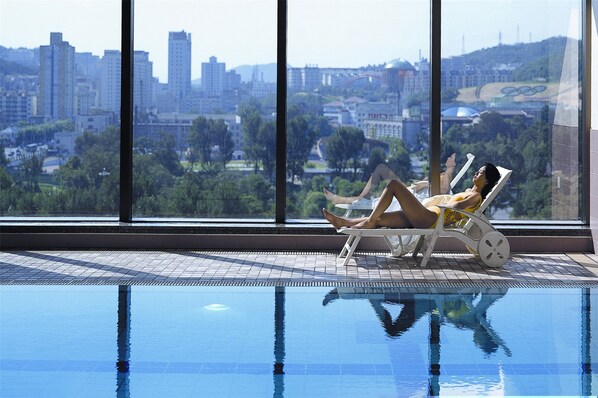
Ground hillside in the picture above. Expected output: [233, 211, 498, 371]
[453, 36, 573, 81]
[0, 58, 37, 75]
[230, 63, 278, 83]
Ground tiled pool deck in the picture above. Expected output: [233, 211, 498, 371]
[1, 250, 598, 287]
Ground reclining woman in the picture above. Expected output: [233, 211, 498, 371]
[323, 163, 500, 230]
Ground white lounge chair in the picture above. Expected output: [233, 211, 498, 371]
[336, 153, 476, 217]
[336, 166, 512, 268]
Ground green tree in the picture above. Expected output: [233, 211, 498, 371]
[167, 172, 203, 216]
[364, 147, 387, 177]
[301, 191, 326, 218]
[188, 117, 213, 168]
[386, 138, 412, 182]
[154, 132, 184, 176]
[287, 114, 317, 182]
[441, 87, 459, 103]
[188, 117, 233, 170]
[325, 127, 365, 179]
[133, 153, 175, 216]
[0, 143, 7, 166]
[257, 120, 277, 181]
[58, 156, 91, 190]
[211, 119, 234, 168]
[239, 173, 275, 216]
[239, 99, 263, 173]
[20, 153, 44, 193]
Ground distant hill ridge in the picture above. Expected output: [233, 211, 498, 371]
[1, 37, 571, 83]
[228, 63, 278, 83]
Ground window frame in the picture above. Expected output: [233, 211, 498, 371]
[0, 0, 591, 227]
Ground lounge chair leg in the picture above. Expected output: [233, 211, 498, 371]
[412, 235, 425, 258]
[418, 235, 437, 267]
[339, 235, 361, 266]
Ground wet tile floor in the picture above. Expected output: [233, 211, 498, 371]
[0, 250, 597, 286]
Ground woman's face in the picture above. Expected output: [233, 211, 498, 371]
[473, 166, 487, 186]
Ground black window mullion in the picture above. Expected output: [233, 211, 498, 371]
[429, 0, 441, 195]
[582, 0, 591, 223]
[275, 0, 288, 223]
[120, 0, 134, 222]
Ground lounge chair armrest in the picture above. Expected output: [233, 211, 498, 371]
[436, 205, 495, 235]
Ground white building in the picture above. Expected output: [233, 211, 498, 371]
[134, 51, 155, 113]
[287, 68, 302, 91]
[100, 50, 121, 114]
[168, 31, 192, 107]
[0, 92, 35, 125]
[201, 56, 226, 96]
[75, 78, 98, 116]
[54, 130, 82, 156]
[38, 33, 75, 120]
[75, 114, 111, 133]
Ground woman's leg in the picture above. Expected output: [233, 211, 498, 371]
[322, 208, 411, 229]
[323, 163, 400, 205]
[359, 179, 437, 229]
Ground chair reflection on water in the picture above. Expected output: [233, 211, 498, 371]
[322, 287, 511, 357]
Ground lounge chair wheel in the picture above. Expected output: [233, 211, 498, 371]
[477, 231, 509, 267]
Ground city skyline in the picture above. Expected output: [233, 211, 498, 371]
[1, 0, 580, 82]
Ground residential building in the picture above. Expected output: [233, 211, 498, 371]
[168, 31, 192, 107]
[0, 92, 35, 125]
[202, 56, 226, 96]
[133, 51, 155, 113]
[38, 32, 75, 120]
[100, 50, 121, 114]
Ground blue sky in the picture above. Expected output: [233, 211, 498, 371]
[0, 0, 580, 82]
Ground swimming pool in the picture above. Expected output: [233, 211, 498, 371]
[0, 285, 596, 397]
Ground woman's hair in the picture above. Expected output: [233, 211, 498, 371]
[480, 163, 500, 199]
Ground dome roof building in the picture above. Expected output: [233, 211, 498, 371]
[441, 106, 479, 118]
[384, 58, 415, 91]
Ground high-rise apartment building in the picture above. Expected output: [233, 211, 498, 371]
[134, 51, 155, 113]
[287, 67, 303, 91]
[168, 31, 192, 105]
[201, 56, 225, 96]
[38, 32, 75, 120]
[100, 50, 121, 114]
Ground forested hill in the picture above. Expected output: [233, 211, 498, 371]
[454, 36, 573, 81]
[0, 58, 36, 75]
[0, 46, 37, 75]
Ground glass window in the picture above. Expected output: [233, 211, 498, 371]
[0, 0, 121, 217]
[132, 0, 277, 219]
[441, 0, 583, 221]
[287, 0, 431, 221]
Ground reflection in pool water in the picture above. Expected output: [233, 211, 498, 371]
[323, 287, 512, 357]
[0, 285, 595, 397]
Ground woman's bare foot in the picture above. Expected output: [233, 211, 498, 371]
[322, 208, 348, 229]
[323, 187, 356, 205]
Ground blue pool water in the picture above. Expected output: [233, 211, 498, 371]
[0, 285, 596, 397]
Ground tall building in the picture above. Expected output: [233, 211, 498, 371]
[38, 32, 75, 120]
[134, 51, 154, 113]
[168, 31, 192, 106]
[100, 50, 121, 114]
[201, 56, 225, 96]
[287, 67, 303, 91]
[302, 65, 322, 91]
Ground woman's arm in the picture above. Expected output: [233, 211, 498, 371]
[448, 192, 482, 210]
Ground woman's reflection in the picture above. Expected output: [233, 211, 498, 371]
[322, 287, 511, 357]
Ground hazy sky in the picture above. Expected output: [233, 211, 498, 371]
[0, 0, 580, 82]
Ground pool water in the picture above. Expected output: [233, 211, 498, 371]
[0, 285, 596, 397]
